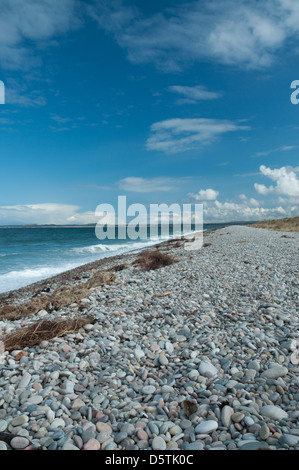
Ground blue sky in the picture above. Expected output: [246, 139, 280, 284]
[0, 0, 299, 225]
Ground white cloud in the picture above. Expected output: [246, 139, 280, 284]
[50, 114, 72, 124]
[146, 118, 250, 153]
[238, 194, 260, 207]
[118, 176, 190, 193]
[89, 0, 299, 71]
[5, 78, 47, 107]
[202, 198, 288, 223]
[168, 85, 222, 104]
[0, 0, 80, 70]
[253, 145, 296, 158]
[0, 203, 99, 225]
[196, 163, 299, 223]
[189, 188, 219, 201]
[254, 165, 299, 199]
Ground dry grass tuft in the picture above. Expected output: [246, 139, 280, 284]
[2, 316, 95, 351]
[135, 249, 177, 271]
[0, 271, 116, 321]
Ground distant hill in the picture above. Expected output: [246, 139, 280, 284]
[250, 216, 299, 232]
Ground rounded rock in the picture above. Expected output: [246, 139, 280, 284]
[0, 420, 8, 432]
[11, 415, 29, 427]
[260, 405, 288, 421]
[198, 361, 218, 378]
[279, 434, 299, 447]
[195, 420, 218, 434]
[261, 366, 288, 379]
[152, 436, 166, 450]
[142, 385, 156, 395]
[83, 439, 101, 450]
[10, 437, 30, 450]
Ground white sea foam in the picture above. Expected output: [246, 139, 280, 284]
[71, 237, 169, 255]
[0, 263, 80, 294]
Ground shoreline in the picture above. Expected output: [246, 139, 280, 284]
[0, 225, 298, 451]
[0, 228, 212, 305]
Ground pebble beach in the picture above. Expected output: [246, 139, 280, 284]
[0, 224, 298, 451]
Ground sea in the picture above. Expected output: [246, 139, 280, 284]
[0, 224, 230, 294]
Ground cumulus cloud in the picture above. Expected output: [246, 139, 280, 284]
[189, 188, 219, 201]
[254, 165, 299, 199]
[146, 118, 250, 154]
[204, 200, 287, 223]
[89, 0, 299, 71]
[199, 197, 289, 223]
[188, 182, 296, 223]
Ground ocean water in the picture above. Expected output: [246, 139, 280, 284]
[0, 224, 225, 294]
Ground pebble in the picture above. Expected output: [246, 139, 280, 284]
[260, 406, 288, 421]
[198, 361, 218, 378]
[152, 436, 166, 450]
[221, 406, 234, 427]
[142, 385, 156, 395]
[137, 429, 148, 441]
[259, 424, 270, 440]
[62, 442, 80, 450]
[96, 422, 112, 433]
[158, 354, 169, 366]
[0, 420, 8, 432]
[261, 366, 288, 379]
[18, 373, 32, 389]
[83, 439, 101, 450]
[238, 440, 268, 450]
[10, 437, 30, 450]
[0, 441, 7, 451]
[232, 412, 245, 423]
[183, 442, 204, 450]
[11, 415, 29, 426]
[195, 420, 218, 434]
[279, 434, 299, 447]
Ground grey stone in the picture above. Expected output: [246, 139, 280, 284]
[261, 366, 288, 380]
[198, 361, 218, 378]
[221, 406, 234, 427]
[195, 420, 218, 434]
[0, 420, 8, 432]
[259, 424, 270, 440]
[260, 405, 288, 421]
[238, 441, 269, 450]
[114, 432, 128, 443]
[152, 436, 166, 450]
[142, 385, 156, 395]
[10, 437, 30, 450]
[184, 442, 204, 450]
[11, 415, 29, 427]
[279, 434, 299, 447]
